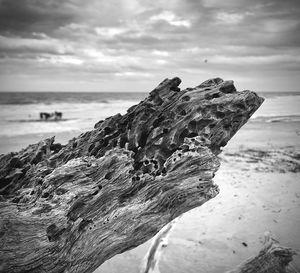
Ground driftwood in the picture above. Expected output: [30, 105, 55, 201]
[0, 77, 265, 273]
[227, 233, 297, 273]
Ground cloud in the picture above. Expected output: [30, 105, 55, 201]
[152, 50, 170, 57]
[0, 0, 300, 91]
[0, 34, 74, 55]
[149, 11, 191, 28]
[215, 12, 245, 25]
[94, 27, 129, 38]
[0, 0, 77, 35]
[37, 55, 83, 65]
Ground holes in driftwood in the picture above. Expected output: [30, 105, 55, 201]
[134, 161, 143, 171]
[177, 193, 186, 201]
[88, 143, 95, 152]
[119, 135, 128, 148]
[180, 110, 186, 116]
[209, 123, 216, 129]
[9, 157, 23, 168]
[101, 138, 109, 148]
[220, 140, 227, 147]
[111, 139, 118, 147]
[50, 143, 62, 153]
[163, 128, 169, 134]
[67, 200, 85, 221]
[104, 172, 113, 180]
[78, 219, 93, 232]
[216, 111, 225, 119]
[131, 176, 141, 182]
[236, 103, 246, 110]
[187, 132, 198, 138]
[188, 120, 197, 131]
[46, 224, 65, 242]
[91, 190, 99, 196]
[42, 192, 49, 198]
[12, 196, 22, 203]
[179, 129, 189, 142]
[90, 148, 98, 157]
[151, 159, 158, 164]
[181, 144, 189, 152]
[197, 119, 213, 130]
[224, 124, 231, 130]
[211, 93, 220, 99]
[72, 142, 77, 148]
[170, 143, 177, 150]
[36, 178, 43, 185]
[153, 116, 165, 128]
[182, 95, 190, 101]
[103, 127, 112, 136]
[0, 177, 10, 190]
[103, 218, 110, 225]
[138, 131, 149, 148]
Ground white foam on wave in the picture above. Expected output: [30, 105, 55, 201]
[251, 95, 300, 121]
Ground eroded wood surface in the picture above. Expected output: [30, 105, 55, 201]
[226, 233, 297, 273]
[0, 77, 264, 273]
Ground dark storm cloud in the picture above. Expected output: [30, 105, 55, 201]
[0, 0, 78, 36]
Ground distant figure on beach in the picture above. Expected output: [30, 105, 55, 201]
[40, 112, 51, 120]
[39, 112, 63, 121]
[54, 111, 63, 120]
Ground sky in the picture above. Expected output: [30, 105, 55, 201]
[0, 0, 299, 92]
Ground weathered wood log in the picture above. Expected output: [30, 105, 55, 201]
[227, 233, 297, 273]
[0, 77, 264, 273]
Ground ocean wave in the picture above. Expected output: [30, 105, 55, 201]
[0, 92, 147, 105]
[251, 114, 300, 123]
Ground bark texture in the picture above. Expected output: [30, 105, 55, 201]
[227, 233, 297, 273]
[0, 77, 264, 273]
